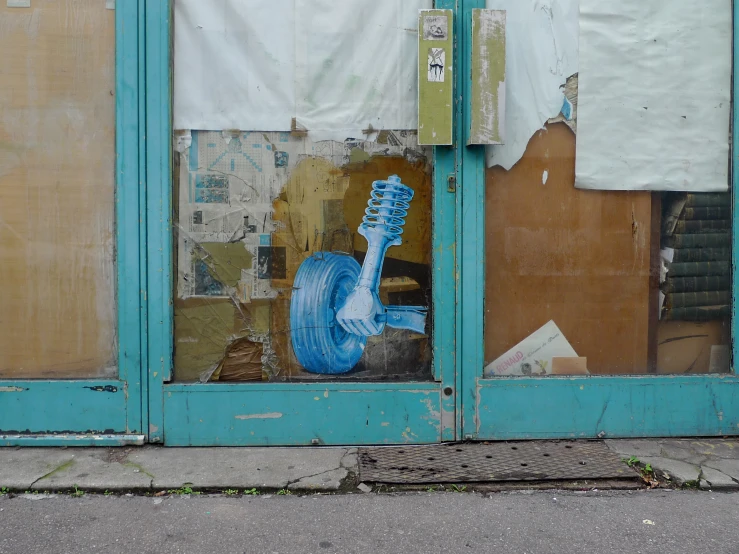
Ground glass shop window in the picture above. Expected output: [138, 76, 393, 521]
[483, 0, 732, 376]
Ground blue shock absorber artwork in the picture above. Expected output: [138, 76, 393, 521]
[290, 175, 428, 374]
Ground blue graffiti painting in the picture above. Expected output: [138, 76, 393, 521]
[290, 175, 428, 374]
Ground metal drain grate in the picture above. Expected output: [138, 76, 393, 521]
[358, 441, 631, 484]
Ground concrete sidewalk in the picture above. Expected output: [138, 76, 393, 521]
[606, 438, 739, 490]
[1, 438, 738, 493]
[0, 446, 358, 492]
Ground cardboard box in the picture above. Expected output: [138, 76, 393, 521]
[551, 357, 589, 375]
[657, 320, 731, 374]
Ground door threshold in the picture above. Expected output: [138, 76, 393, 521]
[0, 434, 145, 447]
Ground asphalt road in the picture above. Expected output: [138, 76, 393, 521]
[1, 490, 737, 553]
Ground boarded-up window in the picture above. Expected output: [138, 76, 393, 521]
[0, 2, 117, 378]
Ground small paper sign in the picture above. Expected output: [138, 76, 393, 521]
[484, 320, 578, 377]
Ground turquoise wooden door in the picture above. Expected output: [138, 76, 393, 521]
[459, 1, 739, 440]
[0, 3, 145, 445]
[146, 0, 461, 445]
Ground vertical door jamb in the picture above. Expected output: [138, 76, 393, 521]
[434, 0, 461, 441]
[143, 0, 173, 443]
[458, 0, 487, 439]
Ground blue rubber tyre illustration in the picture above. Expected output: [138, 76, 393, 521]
[290, 253, 367, 374]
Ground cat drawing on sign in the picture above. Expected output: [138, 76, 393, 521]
[428, 48, 445, 82]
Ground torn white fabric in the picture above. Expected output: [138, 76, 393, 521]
[575, 0, 731, 191]
[485, 0, 578, 170]
[174, 0, 430, 138]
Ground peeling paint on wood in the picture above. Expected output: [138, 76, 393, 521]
[0, 434, 145, 446]
[84, 385, 119, 393]
[470, 9, 506, 145]
[475, 375, 739, 439]
[418, 9, 453, 145]
[163, 383, 442, 445]
[235, 412, 283, 420]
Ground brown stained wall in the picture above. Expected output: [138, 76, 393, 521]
[485, 123, 653, 374]
[0, 2, 117, 378]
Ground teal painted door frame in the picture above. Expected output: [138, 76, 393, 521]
[0, 1, 146, 445]
[459, 1, 739, 440]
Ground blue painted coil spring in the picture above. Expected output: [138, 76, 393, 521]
[361, 175, 414, 242]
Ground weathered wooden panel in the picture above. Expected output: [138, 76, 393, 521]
[162, 382, 442, 446]
[418, 9, 453, 145]
[485, 123, 653, 374]
[476, 375, 739, 439]
[0, 2, 116, 378]
[0, 380, 126, 434]
[469, 9, 506, 145]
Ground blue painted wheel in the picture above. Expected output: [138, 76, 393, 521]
[290, 253, 367, 374]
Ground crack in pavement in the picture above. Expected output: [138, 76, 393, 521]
[28, 458, 76, 490]
[286, 467, 347, 489]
